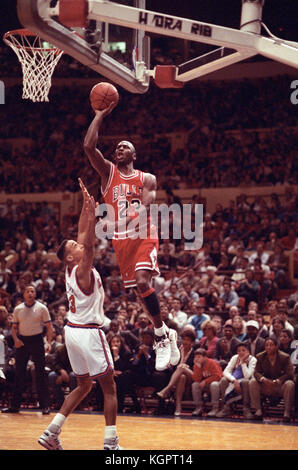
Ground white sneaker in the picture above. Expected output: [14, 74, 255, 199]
[104, 437, 123, 450]
[38, 429, 63, 450]
[154, 334, 171, 371]
[168, 329, 180, 366]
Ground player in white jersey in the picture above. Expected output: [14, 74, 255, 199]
[38, 179, 121, 451]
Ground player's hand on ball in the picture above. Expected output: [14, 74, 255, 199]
[94, 101, 117, 117]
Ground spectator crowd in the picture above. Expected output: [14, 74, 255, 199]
[0, 188, 297, 420]
[0, 75, 297, 194]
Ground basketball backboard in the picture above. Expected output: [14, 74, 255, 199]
[13, 0, 298, 93]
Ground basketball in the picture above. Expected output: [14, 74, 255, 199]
[90, 82, 119, 111]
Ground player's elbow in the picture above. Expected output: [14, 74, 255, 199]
[83, 142, 94, 157]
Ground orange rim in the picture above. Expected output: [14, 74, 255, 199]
[3, 28, 62, 52]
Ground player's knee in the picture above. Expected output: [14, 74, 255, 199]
[136, 278, 150, 293]
[77, 378, 93, 395]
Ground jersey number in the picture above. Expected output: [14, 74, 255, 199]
[69, 295, 76, 313]
[117, 198, 141, 219]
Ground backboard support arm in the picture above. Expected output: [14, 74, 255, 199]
[16, 0, 298, 93]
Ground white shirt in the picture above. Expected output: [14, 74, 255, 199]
[65, 265, 105, 326]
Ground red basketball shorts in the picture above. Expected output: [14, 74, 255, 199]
[112, 236, 160, 289]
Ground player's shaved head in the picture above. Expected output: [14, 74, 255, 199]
[117, 140, 136, 154]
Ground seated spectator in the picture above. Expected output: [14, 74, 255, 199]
[199, 320, 219, 358]
[279, 227, 296, 251]
[228, 305, 240, 322]
[107, 280, 124, 301]
[176, 251, 195, 272]
[244, 320, 265, 356]
[158, 247, 177, 273]
[269, 316, 285, 343]
[34, 268, 55, 291]
[236, 269, 260, 308]
[187, 301, 210, 340]
[288, 301, 298, 328]
[211, 315, 223, 338]
[267, 245, 288, 288]
[274, 300, 294, 335]
[229, 315, 247, 341]
[157, 329, 197, 416]
[220, 280, 239, 308]
[216, 342, 257, 419]
[48, 344, 77, 408]
[159, 302, 179, 332]
[256, 313, 269, 339]
[231, 256, 249, 284]
[168, 298, 188, 332]
[108, 333, 140, 413]
[217, 255, 234, 276]
[131, 312, 152, 340]
[53, 314, 67, 342]
[181, 283, 199, 304]
[248, 242, 269, 267]
[106, 319, 140, 353]
[215, 324, 240, 370]
[130, 329, 170, 394]
[191, 348, 223, 417]
[197, 266, 223, 298]
[36, 281, 56, 305]
[278, 329, 294, 356]
[249, 337, 295, 422]
[158, 239, 176, 257]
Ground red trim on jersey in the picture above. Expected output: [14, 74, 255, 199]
[101, 163, 115, 197]
[74, 372, 90, 378]
[139, 287, 155, 298]
[67, 265, 74, 277]
[66, 322, 101, 328]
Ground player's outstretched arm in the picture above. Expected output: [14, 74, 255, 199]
[83, 103, 116, 182]
[76, 180, 97, 292]
[77, 178, 93, 244]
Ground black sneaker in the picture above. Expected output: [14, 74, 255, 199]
[1, 407, 19, 413]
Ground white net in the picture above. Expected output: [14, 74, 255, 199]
[4, 30, 63, 102]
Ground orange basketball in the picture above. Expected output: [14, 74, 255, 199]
[90, 82, 119, 111]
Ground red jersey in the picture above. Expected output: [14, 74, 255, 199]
[102, 163, 159, 289]
[102, 163, 152, 240]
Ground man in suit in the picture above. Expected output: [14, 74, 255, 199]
[215, 324, 240, 369]
[249, 337, 295, 422]
[244, 320, 265, 357]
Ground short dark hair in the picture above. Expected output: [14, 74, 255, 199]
[56, 239, 68, 262]
[141, 328, 154, 339]
[181, 329, 196, 342]
[194, 348, 207, 357]
[237, 342, 250, 351]
[265, 336, 278, 346]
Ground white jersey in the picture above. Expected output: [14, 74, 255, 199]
[65, 265, 105, 326]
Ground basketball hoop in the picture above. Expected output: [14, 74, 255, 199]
[3, 29, 63, 102]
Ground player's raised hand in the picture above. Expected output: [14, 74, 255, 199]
[78, 177, 89, 197]
[94, 101, 117, 118]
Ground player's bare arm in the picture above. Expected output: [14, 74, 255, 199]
[83, 102, 116, 186]
[124, 172, 157, 226]
[76, 181, 96, 292]
[142, 172, 157, 208]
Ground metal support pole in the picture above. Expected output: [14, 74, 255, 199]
[240, 0, 265, 34]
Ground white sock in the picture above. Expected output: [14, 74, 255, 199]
[48, 413, 66, 433]
[154, 322, 167, 337]
[104, 425, 117, 440]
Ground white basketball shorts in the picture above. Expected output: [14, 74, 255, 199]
[64, 322, 114, 379]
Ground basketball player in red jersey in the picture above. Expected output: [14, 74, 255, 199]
[84, 103, 180, 371]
